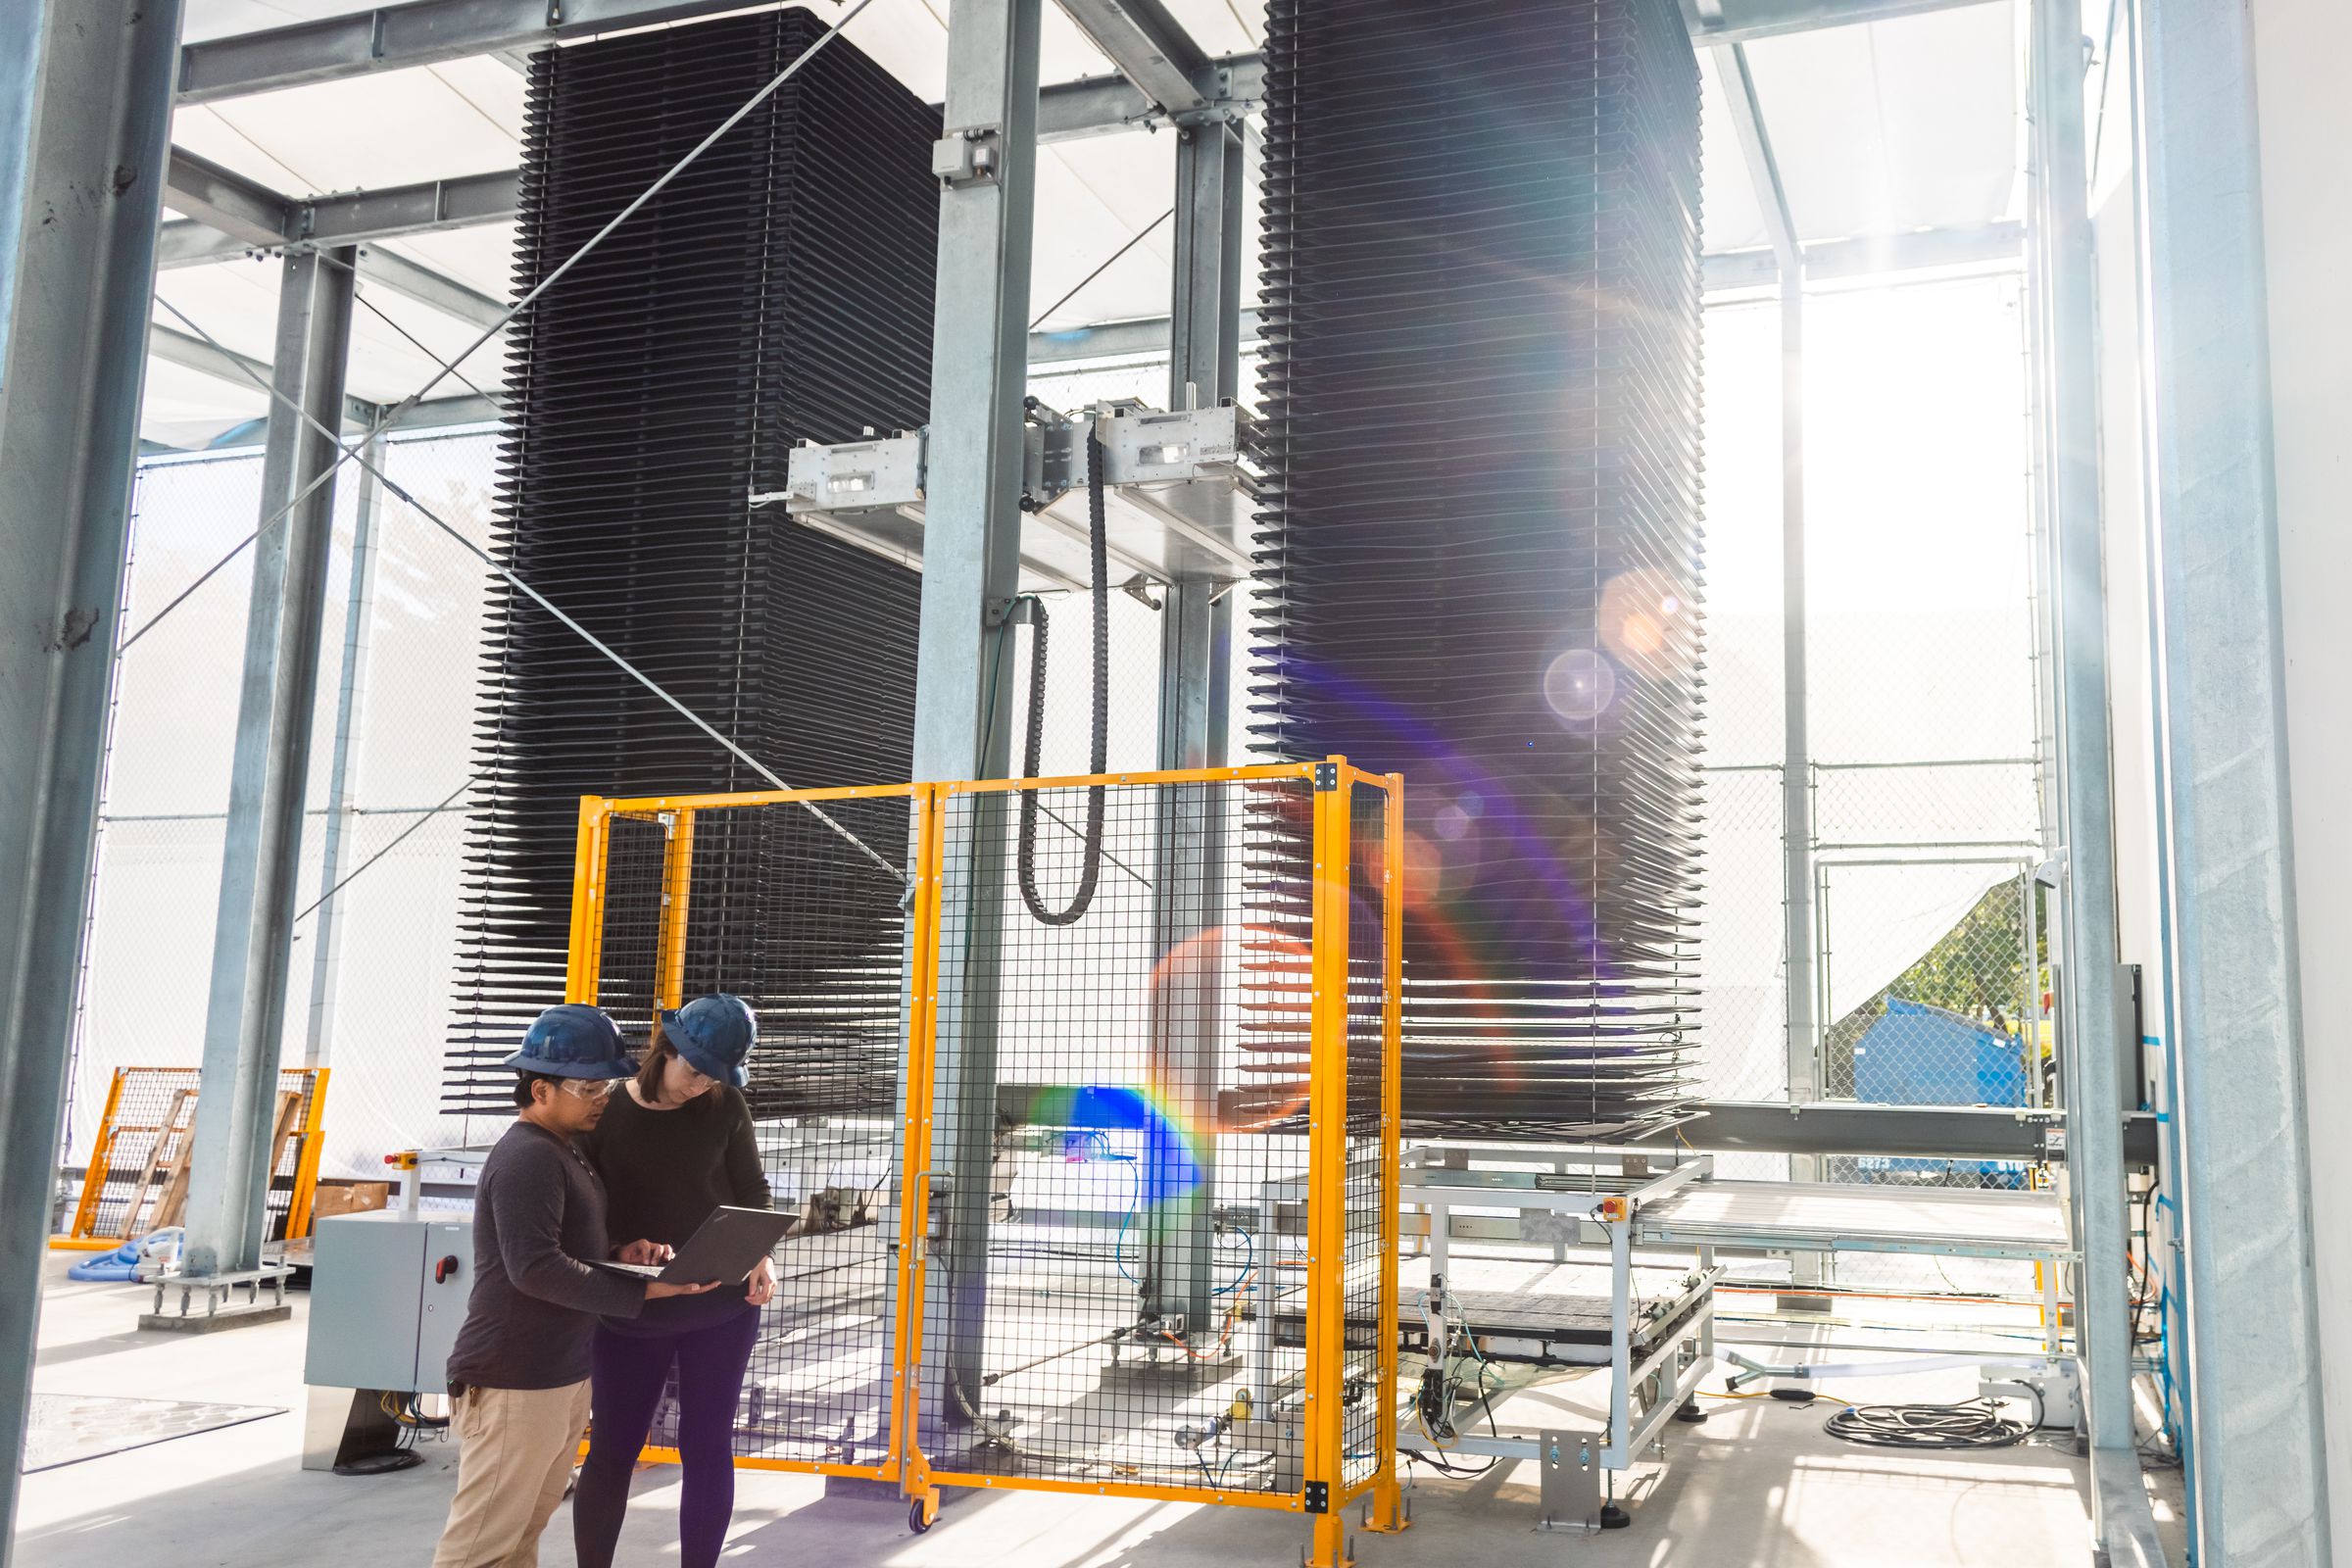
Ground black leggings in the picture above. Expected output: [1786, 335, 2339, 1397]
[572, 1307, 760, 1568]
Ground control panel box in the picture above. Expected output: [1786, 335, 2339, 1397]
[303, 1209, 472, 1395]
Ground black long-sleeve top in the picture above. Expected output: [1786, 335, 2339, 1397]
[446, 1119, 644, 1390]
[578, 1083, 770, 1335]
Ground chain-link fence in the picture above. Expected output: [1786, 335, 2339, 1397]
[71, 427, 499, 1183]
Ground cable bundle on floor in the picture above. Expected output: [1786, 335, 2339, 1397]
[1823, 1399, 2034, 1450]
[1252, 0, 1706, 1140]
[445, 11, 939, 1120]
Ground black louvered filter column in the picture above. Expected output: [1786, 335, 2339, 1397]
[445, 11, 939, 1119]
[1254, 0, 1706, 1140]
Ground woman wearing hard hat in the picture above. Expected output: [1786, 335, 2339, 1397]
[571, 993, 770, 1568]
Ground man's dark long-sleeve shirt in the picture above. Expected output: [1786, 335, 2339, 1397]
[446, 1118, 644, 1390]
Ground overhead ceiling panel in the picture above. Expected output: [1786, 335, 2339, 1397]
[1741, 0, 2018, 243]
[375, 223, 519, 303]
[1696, 50, 1769, 254]
[1163, 0, 1259, 55]
[171, 63, 521, 195]
[181, 0, 383, 45]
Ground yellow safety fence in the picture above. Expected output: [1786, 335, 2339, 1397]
[55, 1065, 329, 1250]
[565, 760, 1402, 1563]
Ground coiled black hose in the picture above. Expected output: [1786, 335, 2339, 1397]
[1016, 426, 1109, 925]
[1822, 1399, 2032, 1450]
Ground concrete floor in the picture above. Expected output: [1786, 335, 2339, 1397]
[17, 1255, 2129, 1568]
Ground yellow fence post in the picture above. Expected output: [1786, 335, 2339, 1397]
[1369, 774, 1407, 1533]
[657, 808, 695, 1010]
[1305, 756, 1354, 1568]
[896, 782, 947, 1526]
[565, 796, 610, 1004]
[57, 1067, 129, 1246]
[286, 1068, 331, 1239]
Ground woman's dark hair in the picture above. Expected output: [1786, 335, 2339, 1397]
[513, 1070, 562, 1108]
[635, 1021, 716, 1107]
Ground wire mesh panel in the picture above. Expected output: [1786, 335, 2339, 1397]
[564, 767, 1399, 1539]
[1820, 860, 2043, 1193]
[570, 786, 917, 1478]
[905, 762, 1398, 1526]
[61, 1066, 327, 1246]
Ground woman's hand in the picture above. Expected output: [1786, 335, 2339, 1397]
[746, 1255, 776, 1307]
[614, 1239, 673, 1265]
[646, 1278, 718, 1300]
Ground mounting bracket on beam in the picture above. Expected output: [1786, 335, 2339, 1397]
[758, 402, 1253, 592]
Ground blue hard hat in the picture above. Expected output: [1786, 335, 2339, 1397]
[503, 1004, 637, 1079]
[659, 994, 757, 1089]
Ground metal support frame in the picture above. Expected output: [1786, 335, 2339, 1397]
[1701, 220, 2024, 294]
[0, 0, 183, 1539]
[2027, 0, 2134, 1530]
[349, 246, 503, 331]
[301, 441, 384, 1069]
[1141, 100, 1244, 1328]
[147, 323, 377, 429]
[2133, 0, 2333, 1556]
[1395, 1150, 1720, 1494]
[169, 0, 1984, 108]
[1052, 0, 1208, 120]
[909, 0, 1043, 1433]
[172, 0, 1263, 122]
[166, 146, 292, 247]
[1690, 0, 1996, 47]
[159, 168, 521, 269]
[1707, 33, 1821, 1205]
[182, 246, 358, 1279]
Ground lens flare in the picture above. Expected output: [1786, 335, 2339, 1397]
[1598, 567, 1691, 681]
[1543, 646, 1618, 722]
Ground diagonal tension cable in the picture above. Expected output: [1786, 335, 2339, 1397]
[154, 297, 906, 885]
[289, 773, 480, 936]
[122, 0, 874, 657]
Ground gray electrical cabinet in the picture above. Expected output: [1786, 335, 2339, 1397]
[303, 1209, 472, 1394]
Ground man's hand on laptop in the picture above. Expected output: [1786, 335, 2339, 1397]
[614, 1239, 673, 1265]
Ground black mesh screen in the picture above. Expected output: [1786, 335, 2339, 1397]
[1253, 0, 1706, 1139]
[447, 11, 938, 1116]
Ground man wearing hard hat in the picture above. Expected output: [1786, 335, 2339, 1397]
[429, 1004, 717, 1568]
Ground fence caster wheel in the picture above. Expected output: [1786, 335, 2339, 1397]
[909, 1494, 939, 1535]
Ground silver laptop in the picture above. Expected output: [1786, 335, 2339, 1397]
[589, 1205, 792, 1284]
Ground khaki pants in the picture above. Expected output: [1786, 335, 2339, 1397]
[429, 1381, 593, 1568]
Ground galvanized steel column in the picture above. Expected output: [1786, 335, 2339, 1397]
[1169, 118, 1244, 411]
[1148, 112, 1245, 1330]
[1779, 273, 1819, 1122]
[2029, 0, 2134, 1509]
[910, 0, 1042, 1419]
[302, 441, 383, 1069]
[182, 245, 357, 1279]
[2134, 0, 2332, 1556]
[0, 0, 182, 1540]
